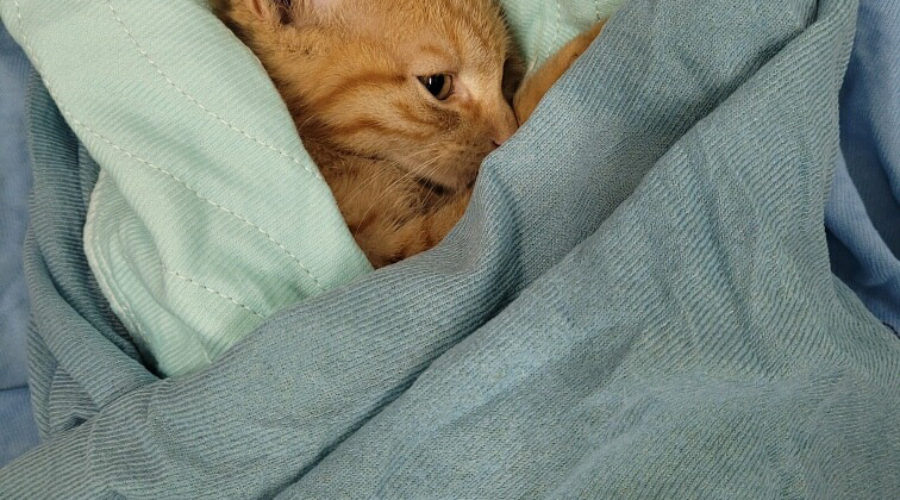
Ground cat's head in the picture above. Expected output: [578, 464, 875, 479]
[216, 0, 521, 191]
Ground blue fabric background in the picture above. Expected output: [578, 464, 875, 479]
[826, 0, 900, 335]
[1, 0, 897, 497]
[1, 0, 898, 495]
[0, 20, 38, 468]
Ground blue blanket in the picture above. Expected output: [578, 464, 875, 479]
[0, 21, 38, 468]
[826, 0, 900, 334]
[1, 0, 898, 497]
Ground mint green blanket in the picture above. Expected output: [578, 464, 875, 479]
[1, 0, 898, 497]
[1, 0, 623, 377]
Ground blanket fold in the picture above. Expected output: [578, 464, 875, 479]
[1, 0, 898, 498]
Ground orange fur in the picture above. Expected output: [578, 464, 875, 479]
[214, 0, 603, 267]
[514, 21, 605, 124]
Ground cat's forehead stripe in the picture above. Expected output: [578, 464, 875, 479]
[432, 3, 507, 72]
[443, 1, 506, 49]
[395, 101, 441, 128]
[311, 70, 406, 108]
[420, 44, 451, 59]
[329, 118, 432, 142]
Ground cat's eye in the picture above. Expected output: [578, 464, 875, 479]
[418, 74, 454, 100]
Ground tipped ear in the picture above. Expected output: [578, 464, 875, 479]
[245, 0, 340, 25]
[296, 0, 343, 20]
[245, 0, 292, 24]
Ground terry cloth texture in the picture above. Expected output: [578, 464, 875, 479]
[0, 0, 623, 379]
[1, 0, 899, 498]
[0, 20, 39, 467]
[826, 0, 900, 335]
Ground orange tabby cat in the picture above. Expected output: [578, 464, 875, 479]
[214, 0, 603, 267]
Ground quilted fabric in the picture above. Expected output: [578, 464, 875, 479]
[0, 0, 621, 377]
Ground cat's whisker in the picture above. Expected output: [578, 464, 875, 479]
[354, 167, 422, 225]
[354, 150, 449, 224]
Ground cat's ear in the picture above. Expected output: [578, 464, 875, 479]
[293, 0, 343, 22]
[244, 0, 293, 24]
[302, 0, 340, 11]
[245, 0, 340, 25]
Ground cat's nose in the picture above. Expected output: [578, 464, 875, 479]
[491, 107, 519, 147]
[491, 129, 512, 147]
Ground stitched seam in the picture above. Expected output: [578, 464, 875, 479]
[12, 1, 327, 293]
[68, 115, 327, 292]
[86, 198, 147, 351]
[556, 0, 562, 54]
[104, 0, 323, 182]
[164, 267, 266, 319]
[92, 181, 263, 341]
